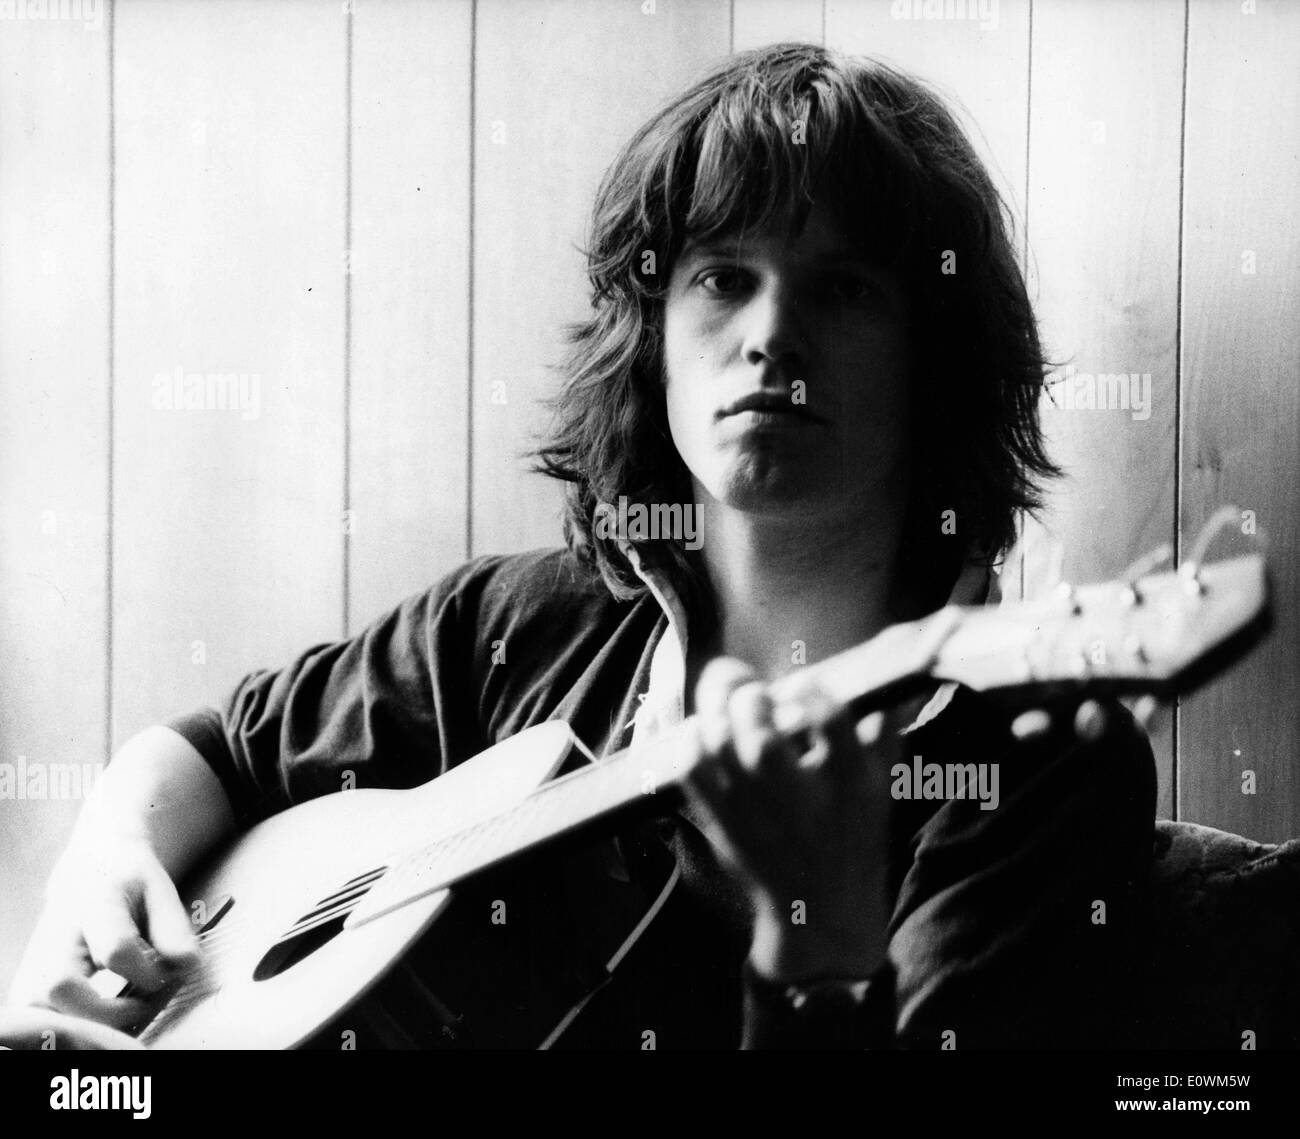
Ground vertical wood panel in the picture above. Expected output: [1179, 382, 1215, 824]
[113, 0, 347, 738]
[349, 0, 472, 628]
[1180, 0, 1300, 841]
[0, 13, 111, 999]
[471, 0, 731, 557]
[1026, 0, 1185, 817]
[733, 0, 823, 49]
[825, 0, 1029, 228]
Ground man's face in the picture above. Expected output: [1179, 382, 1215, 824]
[662, 202, 913, 526]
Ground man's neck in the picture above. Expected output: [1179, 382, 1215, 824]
[694, 492, 918, 682]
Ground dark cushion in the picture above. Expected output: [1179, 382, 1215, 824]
[1130, 820, 1300, 1048]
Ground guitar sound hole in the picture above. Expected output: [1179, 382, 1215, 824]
[251, 869, 386, 982]
[252, 914, 347, 982]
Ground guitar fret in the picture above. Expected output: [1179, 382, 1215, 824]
[382, 741, 664, 901]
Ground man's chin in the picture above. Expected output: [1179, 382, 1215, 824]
[710, 472, 842, 520]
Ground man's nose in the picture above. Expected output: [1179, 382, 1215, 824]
[741, 281, 807, 367]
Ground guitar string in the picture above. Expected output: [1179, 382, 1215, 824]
[383, 747, 639, 898]
[171, 864, 390, 960]
[144, 902, 360, 1025]
[147, 808, 545, 1023]
[146, 734, 670, 1024]
[145, 861, 399, 1018]
[165, 693, 968, 989]
[161, 867, 388, 979]
[148, 720, 768, 1018]
[151, 743, 838, 1025]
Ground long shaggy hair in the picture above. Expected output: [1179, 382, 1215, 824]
[534, 42, 1058, 615]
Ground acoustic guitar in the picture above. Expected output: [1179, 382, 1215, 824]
[121, 541, 1269, 1048]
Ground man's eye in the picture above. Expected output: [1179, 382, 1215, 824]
[826, 273, 873, 302]
[697, 269, 746, 296]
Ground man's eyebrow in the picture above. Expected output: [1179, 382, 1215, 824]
[678, 240, 743, 262]
[677, 242, 886, 270]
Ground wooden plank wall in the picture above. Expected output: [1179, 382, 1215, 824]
[0, 9, 111, 998]
[1180, 0, 1300, 841]
[1025, 0, 1185, 818]
[111, 0, 348, 748]
[1, 0, 1297, 1000]
[350, 0, 472, 626]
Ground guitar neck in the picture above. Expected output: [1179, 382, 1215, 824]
[347, 550, 1268, 929]
[347, 618, 950, 929]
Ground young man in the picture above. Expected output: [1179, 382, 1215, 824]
[4, 44, 1155, 1049]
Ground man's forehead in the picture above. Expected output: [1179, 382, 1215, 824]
[680, 222, 874, 264]
[679, 199, 874, 260]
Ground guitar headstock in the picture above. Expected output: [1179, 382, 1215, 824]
[931, 552, 1270, 702]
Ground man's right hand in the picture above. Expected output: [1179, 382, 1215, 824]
[6, 824, 200, 1037]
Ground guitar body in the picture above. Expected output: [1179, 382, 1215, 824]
[140, 723, 669, 1049]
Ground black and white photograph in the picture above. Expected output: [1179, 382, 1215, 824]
[0, 0, 1296, 1119]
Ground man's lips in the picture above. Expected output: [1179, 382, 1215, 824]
[718, 390, 824, 423]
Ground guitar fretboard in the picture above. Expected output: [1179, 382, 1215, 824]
[347, 620, 942, 928]
[349, 717, 698, 925]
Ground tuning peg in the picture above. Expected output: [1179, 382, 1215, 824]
[1132, 693, 1164, 733]
[1122, 634, 1149, 666]
[1179, 564, 1206, 599]
[1011, 700, 1111, 743]
[1180, 505, 1248, 599]
[1073, 700, 1109, 741]
[1117, 543, 1174, 606]
[1010, 708, 1052, 741]
[1054, 580, 1082, 616]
